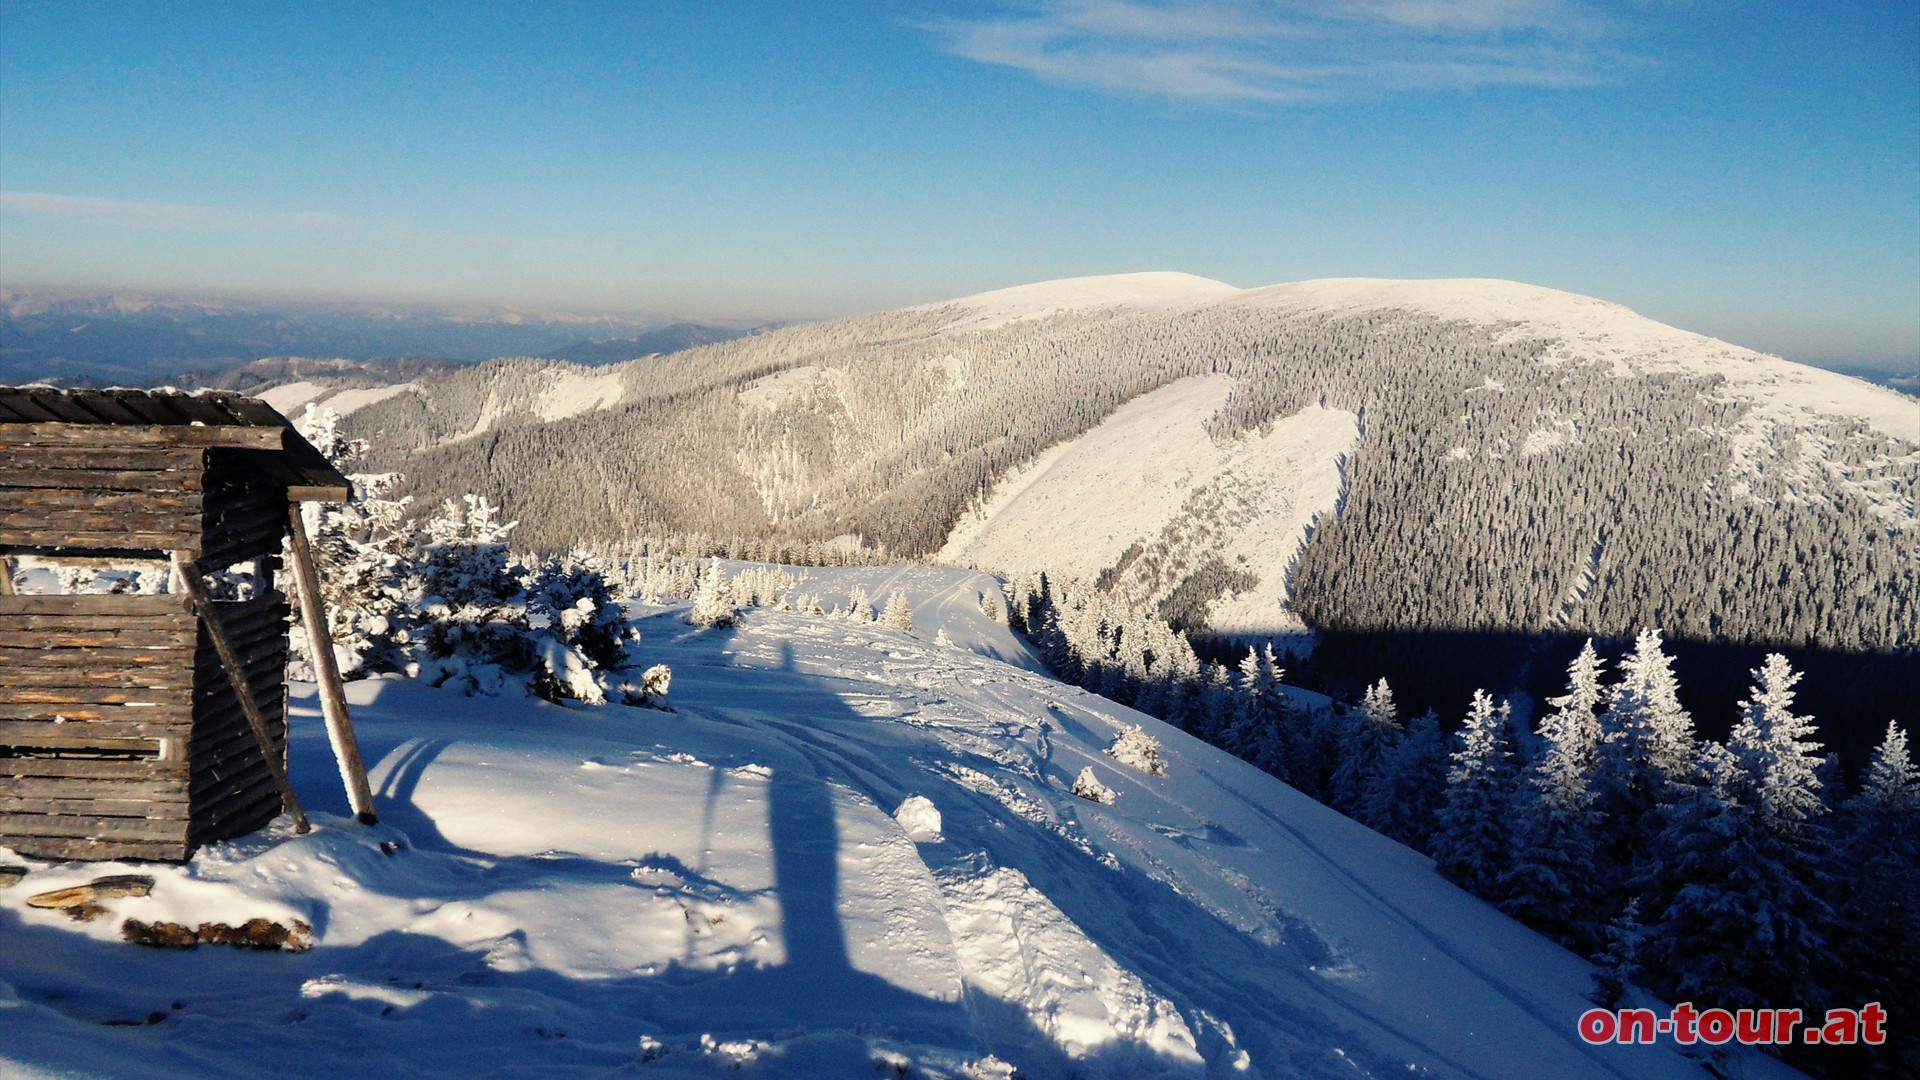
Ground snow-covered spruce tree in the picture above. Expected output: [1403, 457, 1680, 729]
[1359, 707, 1447, 851]
[979, 590, 1001, 623]
[1827, 722, 1920, 1077]
[1589, 898, 1646, 1008]
[1501, 642, 1609, 950]
[288, 404, 417, 679]
[846, 584, 874, 622]
[1107, 724, 1167, 777]
[1591, 628, 1696, 910]
[1221, 646, 1282, 767]
[880, 590, 914, 631]
[686, 557, 736, 629]
[1640, 655, 1831, 1011]
[1330, 678, 1401, 816]
[1433, 690, 1518, 898]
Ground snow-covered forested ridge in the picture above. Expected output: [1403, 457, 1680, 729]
[323, 273, 1915, 669]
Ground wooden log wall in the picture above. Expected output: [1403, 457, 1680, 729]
[0, 430, 206, 554]
[0, 594, 196, 860]
[0, 592, 290, 861]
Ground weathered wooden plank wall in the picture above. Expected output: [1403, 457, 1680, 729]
[0, 592, 289, 860]
[0, 594, 196, 860]
[0, 431, 206, 554]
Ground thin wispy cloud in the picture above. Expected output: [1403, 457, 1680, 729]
[927, 0, 1626, 102]
[0, 191, 360, 234]
[0, 191, 526, 248]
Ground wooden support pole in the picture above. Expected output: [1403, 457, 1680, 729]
[170, 552, 310, 835]
[284, 505, 378, 825]
[0, 556, 14, 596]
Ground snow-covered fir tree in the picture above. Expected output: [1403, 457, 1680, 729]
[1106, 724, 1167, 777]
[1330, 678, 1400, 815]
[1826, 721, 1919, 1075]
[686, 557, 736, 629]
[846, 585, 875, 622]
[1591, 628, 1696, 907]
[880, 590, 914, 631]
[1501, 643, 1609, 950]
[1359, 707, 1447, 851]
[1433, 690, 1518, 897]
[1589, 898, 1645, 1008]
[289, 404, 418, 679]
[1640, 655, 1831, 1011]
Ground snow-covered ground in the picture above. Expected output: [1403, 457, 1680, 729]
[937, 376, 1355, 636]
[1, 567, 1797, 1079]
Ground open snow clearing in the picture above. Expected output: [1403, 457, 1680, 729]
[0, 567, 1795, 1079]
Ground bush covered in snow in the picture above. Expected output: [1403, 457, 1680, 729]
[1106, 724, 1167, 777]
[1071, 766, 1117, 805]
[290, 407, 664, 707]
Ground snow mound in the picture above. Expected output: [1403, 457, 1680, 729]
[894, 795, 943, 842]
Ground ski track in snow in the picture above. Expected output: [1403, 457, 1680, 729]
[0, 566, 1802, 1080]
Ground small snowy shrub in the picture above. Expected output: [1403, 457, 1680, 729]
[686, 557, 736, 628]
[1072, 766, 1118, 805]
[980, 591, 1001, 622]
[617, 663, 673, 708]
[1106, 724, 1167, 777]
[935, 628, 955, 647]
[880, 590, 914, 631]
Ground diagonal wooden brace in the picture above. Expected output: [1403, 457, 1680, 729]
[171, 552, 310, 835]
[285, 505, 378, 824]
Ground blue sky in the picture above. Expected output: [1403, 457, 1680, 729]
[1, 1, 1915, 367]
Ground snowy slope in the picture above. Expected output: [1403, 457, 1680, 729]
[937, 376, 1356, 635]
[916, 272, 1243, 334]
[0, 567, 1797, 1080]
[1228, 277, 1915, 443]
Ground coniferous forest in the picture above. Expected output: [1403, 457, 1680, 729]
[337, 296, 1917, 758]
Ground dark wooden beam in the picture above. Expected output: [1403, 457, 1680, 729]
[285, 505, 377, 824]
[170, 552, 309, 835]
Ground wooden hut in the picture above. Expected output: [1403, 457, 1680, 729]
[0, 387, 373, 861]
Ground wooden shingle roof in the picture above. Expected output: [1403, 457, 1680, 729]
[0, 387, 350, 501]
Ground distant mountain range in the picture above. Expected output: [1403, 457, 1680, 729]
[538, 322, 769, 365]
[0, 291, 757, 385]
